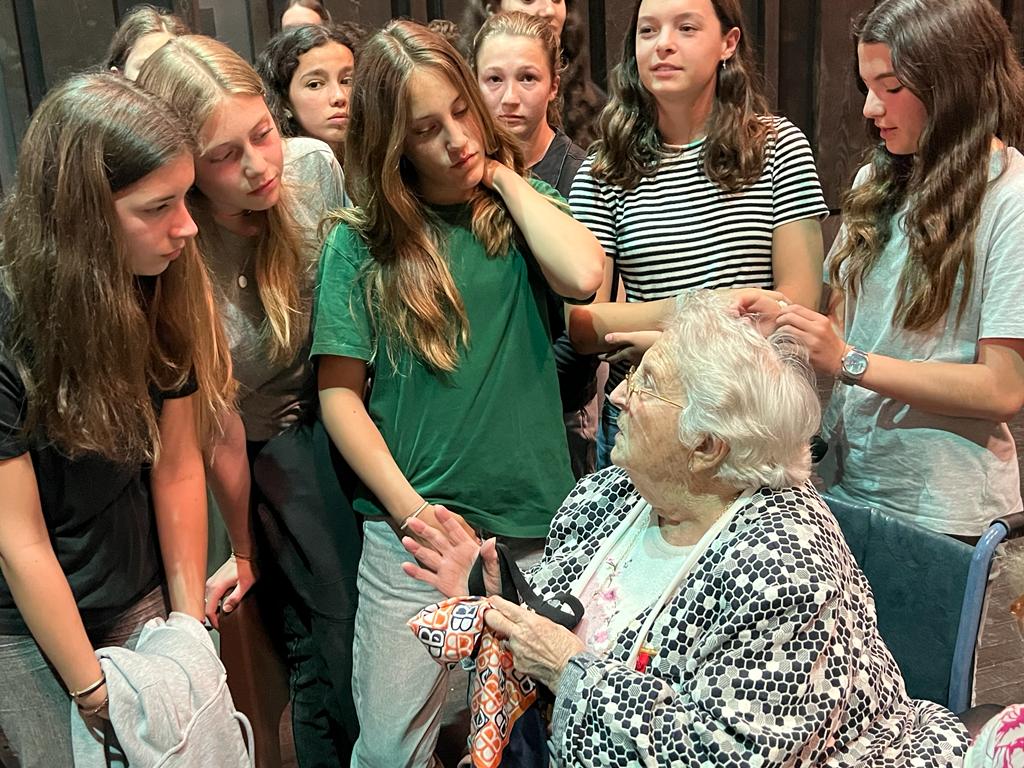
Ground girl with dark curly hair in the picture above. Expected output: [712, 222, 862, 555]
[257, 23, 360, 165]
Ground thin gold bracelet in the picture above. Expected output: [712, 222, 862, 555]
[77, 694, 109, 717]
[231, 550, 256, 561]
[400, 501, 431, 531]
[69, 674, 105, 700]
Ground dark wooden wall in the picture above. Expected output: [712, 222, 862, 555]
[302, 0, 1024, 246]
[3, 0, 1024, 200]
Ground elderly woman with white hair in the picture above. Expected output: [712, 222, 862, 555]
[403, 290, 968, 767]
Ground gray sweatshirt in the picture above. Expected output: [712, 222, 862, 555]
[72, 612, 253, 767]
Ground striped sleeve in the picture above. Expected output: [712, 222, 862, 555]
[569, 155, 619, 261]
[769, 117, 830, 228]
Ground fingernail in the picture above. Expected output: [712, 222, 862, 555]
[223, 604, 233, 613]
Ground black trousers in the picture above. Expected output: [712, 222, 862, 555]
[248, 419, 362, 767]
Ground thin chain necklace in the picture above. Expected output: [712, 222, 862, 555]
[237, 248, 254, 289]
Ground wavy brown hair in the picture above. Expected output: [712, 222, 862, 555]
[338, 20, 527, 372]
[591, 0, 772, 191]
[0, 73, 232, 463]
[831, 0, 1024, 331]
[104, 4, 190, 71]
[139, 35, 309, 364]
[461, 0, 605, 148]
[471, 11, 564, 130]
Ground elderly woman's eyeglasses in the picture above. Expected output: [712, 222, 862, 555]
[625, 366, 684, 409]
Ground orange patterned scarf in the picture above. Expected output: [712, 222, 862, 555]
[409, 597, 537, 768]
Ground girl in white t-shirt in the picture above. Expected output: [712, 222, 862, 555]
[772, 0, 1024, 536]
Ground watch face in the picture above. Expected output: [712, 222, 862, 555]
[845, 351, 868, 377]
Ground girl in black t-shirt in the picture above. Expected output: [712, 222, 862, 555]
[0, 73, 230, 763]
[460, 0, 607, 148]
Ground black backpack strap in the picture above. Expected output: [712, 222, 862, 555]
[468, 542, 584, 631]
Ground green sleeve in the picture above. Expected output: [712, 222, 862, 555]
[310, 222, 374, 362]
[529, 176, 568, 208]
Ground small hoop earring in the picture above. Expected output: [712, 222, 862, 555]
[284, 108, 293, 119]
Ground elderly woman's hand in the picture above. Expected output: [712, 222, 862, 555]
[401, 506, 501, 598]
[484, 595, 587, 691]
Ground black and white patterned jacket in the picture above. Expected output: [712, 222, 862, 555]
[530, 467, 968, 767]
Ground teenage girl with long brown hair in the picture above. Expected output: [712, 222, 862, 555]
[571, 0, 828, 470]
[312, 20, 604, 766]
[773, 0, 1024, 537]
[0, 72, 230, 764]
[138, 35, 359, 764]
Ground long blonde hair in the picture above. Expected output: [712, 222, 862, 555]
[0, 73, 232, 463]
[138, 35, 308, 364]
[338, 20, 526, 372]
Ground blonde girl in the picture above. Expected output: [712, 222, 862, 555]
[138, 36, 359, 763]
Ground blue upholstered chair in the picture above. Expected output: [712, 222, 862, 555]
[823, 493, 1024, 713]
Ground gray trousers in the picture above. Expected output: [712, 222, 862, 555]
[350, 520, 544, 768]
[0, 586, 168, 768]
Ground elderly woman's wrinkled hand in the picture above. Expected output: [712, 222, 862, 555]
[773, 303, 847, 376]
[401, 506, 501, 598]
[484, 595, 587, 691]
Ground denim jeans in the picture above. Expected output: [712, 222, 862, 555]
[595, 400, 621, 471]
[0, 586, 168, 767]
[563, 393, 599, 481]
[350, 520, 452, 768]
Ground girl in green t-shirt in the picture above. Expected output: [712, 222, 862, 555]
[312, 20, 604, 767]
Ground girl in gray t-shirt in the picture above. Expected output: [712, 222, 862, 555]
[138, 34, 359, 761]
[774, 0, 1024, 536]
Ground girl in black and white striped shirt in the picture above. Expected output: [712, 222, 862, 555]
[568, 0, 828, 468]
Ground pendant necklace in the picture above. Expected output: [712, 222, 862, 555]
[237, 254, 253, 288]
[237, 211, 255, 288]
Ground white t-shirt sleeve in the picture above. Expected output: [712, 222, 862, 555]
[978, 162, 1024, 341]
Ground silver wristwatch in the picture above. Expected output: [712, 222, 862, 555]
[839, 346, 869, 386]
